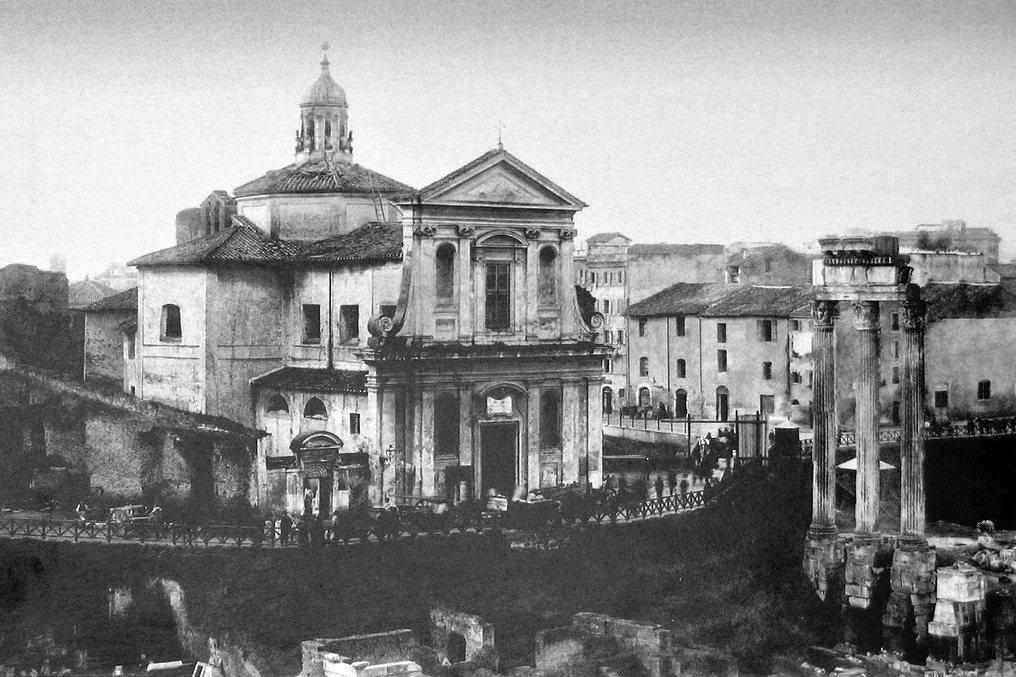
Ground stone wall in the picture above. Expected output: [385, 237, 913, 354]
[536, 613, 676, 677]
[84, 311, 130, 384]
[430, 608, 495, 665]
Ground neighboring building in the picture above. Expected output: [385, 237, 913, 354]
[68, 279, 116, 310]
[0, 264, 74, 373]
[82, 287, 137, 388]
[626, 243, 727, 304]
[894, 219, 1001, 264]
[122, 52, 604, 515]
[575, 232, 630, 413]
[93, 261, 140, 292]
[905, 250, 999, 285]
[176, 191, 238, 244]
[724, 243, 814, 285]
[626, 283, 810, 421]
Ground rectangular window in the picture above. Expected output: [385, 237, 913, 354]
[638, 318, 647, 337]
[606, 272, 613, 285]
[302, 304, 321, 343]
[161, 304, 182, 342]
[758, 319, 775, 342]
[127, 331, 136, 359]
[717, 349, 727, 372]
[639, 357, 649, 376]
[589, 272, 597, 286]
[892, 401, 901, 425]
[339, 305, 359, 343]
[675, 316, 686, 337]
[762, 362, 773, 380]
[791, 371, 803, 384]
[978, 380, 992, 400]
[349, 412, 361, 435]
[892, 366, 900, 384]
[618, 388, 625, 399]
[485, 263, 511, 330]
[617, 330, 625, 345]
[619, 271, 625, 284]
[603, 299, 610, 313]
[604, 330, 612, 343]
[891, 313, 900, 331]
[892, 341, 900, 359]
[934, 389, 949, 408]
[717, 322, 727, 343]
[604, 358, 611, 373]
[760, 394, 775, 415]
[790, 319, 801, 332]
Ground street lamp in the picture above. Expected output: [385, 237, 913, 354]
[381, 444, 396, 468]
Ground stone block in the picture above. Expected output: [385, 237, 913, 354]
[936, 564, 985, 603]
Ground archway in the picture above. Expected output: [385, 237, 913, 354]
[602, 386, 613, 414]
[716, 386, 729, 422]
[638, 386, 651, 410]
[674, 389, 688, 418]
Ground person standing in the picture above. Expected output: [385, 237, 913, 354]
[667, 469, 677, 495]
[280, 510, 293, 545]
[654, 475, 664, 499]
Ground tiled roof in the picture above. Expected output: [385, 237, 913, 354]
[585, 232, 631, 244]
[251, 367, 367, 394]
[628, 283, 737, 317]
[293, 222, 402, 262]
[85, 286, 137, 312]
[128, 220, 300, 267]
[922, 283, 1016, 322]
[68, 280, 117, 309]
[628, 243, 725, 256]
[700, 286, 814, 317]
[234, 161, 413, 198]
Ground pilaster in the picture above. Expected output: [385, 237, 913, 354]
[853, 300, 881, 534]
[562, 379, 580, 485]
[527, 383, 541, 492]
[421, 388, 435, 497]
[586, 379, 603, 488]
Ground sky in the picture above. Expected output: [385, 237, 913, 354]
[1, 0, 1015, 280]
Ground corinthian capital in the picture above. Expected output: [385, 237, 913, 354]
[852, 301, 880, 331]
[812, 300, 839, 329]
[901, 301, 927, 332]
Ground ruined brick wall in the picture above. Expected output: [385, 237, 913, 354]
[0, 264, 73, 372]
[84, 311, 130, 385]
[430, 608, 495, 664]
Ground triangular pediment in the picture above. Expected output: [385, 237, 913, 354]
[418, 150, 587, 209]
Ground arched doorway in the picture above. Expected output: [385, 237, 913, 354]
[602, 386, 613, 414]
[638, 386, 652, 410]
[290, 430, 344, 516]
[716, 386, 729, 422]
[674, 389, 688, 418]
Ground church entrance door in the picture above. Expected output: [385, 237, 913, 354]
[480, 422, 517, 497]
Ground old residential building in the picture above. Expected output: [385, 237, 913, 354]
[894, 219, 1001, 264]
[121, 53, 604, 515]
[626, 284, 811, 420]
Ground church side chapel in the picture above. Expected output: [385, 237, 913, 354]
[126, 48, 606, 517]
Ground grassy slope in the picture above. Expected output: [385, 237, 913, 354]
[0, 462, 840, 675]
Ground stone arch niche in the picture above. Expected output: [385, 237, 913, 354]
[473, 383, 528, 499]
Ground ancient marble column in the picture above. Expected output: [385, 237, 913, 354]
[899, 300, 927, 539]
[853, 300, 881, 533]
[809, 300, 839, 536]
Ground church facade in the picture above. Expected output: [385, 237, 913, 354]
[125, 52, 606, 516]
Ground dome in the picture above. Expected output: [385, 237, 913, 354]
[301, 55, 347, 107]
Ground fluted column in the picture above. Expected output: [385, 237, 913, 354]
[900, 300, 927, 539]
[853, 301, 881, 533]
[810, 300, 839, 536]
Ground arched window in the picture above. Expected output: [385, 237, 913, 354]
[436, 243, 456, 303]
[160, 304, 181, 341]
[538, 246, 557, 305]
[435, 392, 460, 460]
[303, 397, 327, 419]
[540, 390, 561, 449]
[676, 359, 686, 379]
[267, 394, 289, 414]
[638, 387, 651, 409]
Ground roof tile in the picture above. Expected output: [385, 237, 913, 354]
[252, 367, 367, 394]
[234, 161, 413, 198]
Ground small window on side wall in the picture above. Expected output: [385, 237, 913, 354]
[302, 304, 321, 344]
[349, 412, 361, 434]
[161, 304, 181, 342]
[339, 305, 359, 343]
[267, 394, 289, 414]
[934, 389, 949, 409]
[978, 380, 991, 401]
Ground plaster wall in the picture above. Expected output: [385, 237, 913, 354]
[138, 268, 208, 413]
[926, 318, 1016, 420]
[84, 311, 130, 384]
[627, 252, 726, 304]
[287, 264, 402, 368]
[236, 194, 400, 241]
[207, 268, 285, 424]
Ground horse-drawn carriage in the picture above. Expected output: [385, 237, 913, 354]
[107, 504, 163, 538]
